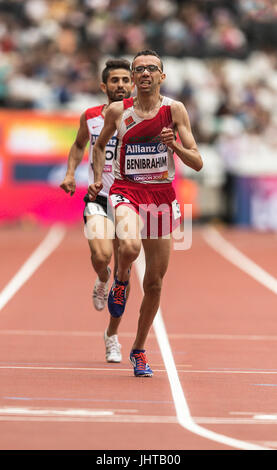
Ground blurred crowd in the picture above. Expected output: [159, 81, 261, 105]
[0, 0, 277, 180]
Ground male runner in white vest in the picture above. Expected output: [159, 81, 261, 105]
[60, 59, 133, 363]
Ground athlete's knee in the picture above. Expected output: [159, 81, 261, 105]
[90, 246, 112, 267]
[143, 276, 163, 297]
[119, 239, 141, 261]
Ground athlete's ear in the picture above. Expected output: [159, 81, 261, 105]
[159, 73, 166, 84]
[100, 82, 107, 94]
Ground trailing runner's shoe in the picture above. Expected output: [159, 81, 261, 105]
[104, 329, 122, 363]
[129, 350, 153, 377]
[92, 267, 111, 311]
[108, 277, 128, 318]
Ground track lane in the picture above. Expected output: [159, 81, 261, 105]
[0, 225, 276, 449]
[0, 225, 50, 292]
[212, 227, 277, 278]
[0, 225, 230, 450]
[160, 227, 277, 449]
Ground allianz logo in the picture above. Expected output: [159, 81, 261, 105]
[126, 142, 167, 154]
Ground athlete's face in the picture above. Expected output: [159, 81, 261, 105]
[103, 69, 133, 102]
[132, 55, 165, 93]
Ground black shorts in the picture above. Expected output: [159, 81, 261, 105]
[83, 194, 114, 223]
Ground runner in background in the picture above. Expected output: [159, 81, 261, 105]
[60, 59, 133, 363]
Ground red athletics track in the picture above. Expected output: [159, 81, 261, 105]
[0, 223, 276, 450]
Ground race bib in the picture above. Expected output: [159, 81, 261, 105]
[91, 135, 117, 172]
[124, 142, 168, 182]
[172, 199, 181, 220]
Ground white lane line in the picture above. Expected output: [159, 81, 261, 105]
[0, 406, 113, 417]
[1, 365, 277, 375]
[2, 329, 277, 341]
[202, 226, 277, 295]
[0, 224, 66, 312]
[0, 366, 135, 372]
[134, 249, 271, 451]
[254, 415, 277, 421]
[1, 412, 277, 425]
[0, 414, 177, 424]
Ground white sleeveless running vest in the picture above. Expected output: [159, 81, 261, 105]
[85, 105, 116, 197]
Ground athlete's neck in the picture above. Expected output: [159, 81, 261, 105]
[135, 92, 162, 113]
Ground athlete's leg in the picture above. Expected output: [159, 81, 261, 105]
[112, 237, 119, 279]
[85, 214, 114, 310]
[106, 238, 121, 336]
[115, 204, 143, 282]
[131, 236, 172, 351]
[106, 236, 131, 337]
[86, 211, 125, 361]
[86, 214, 114, 281]
[107, 205, 143, 318]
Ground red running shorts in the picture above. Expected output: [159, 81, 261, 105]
[109, 179, 181, 238]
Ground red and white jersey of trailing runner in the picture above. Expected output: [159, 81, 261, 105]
[85, 105, 117, 197]
[113, 96, 176, 184]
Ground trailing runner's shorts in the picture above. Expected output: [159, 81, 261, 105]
[83, 194, 114, 223]
[109, 179, 181, 238]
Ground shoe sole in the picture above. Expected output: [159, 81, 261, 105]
[93, 304, 105, 311]
[106, 357, 122, 363]
[134, 372, 153, 377]
[134, 373, 153, 377]
[129, 359, 153, 377]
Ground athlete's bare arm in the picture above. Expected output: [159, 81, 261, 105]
[160, 101, 203, 172]
[60, 112, 89, 196]
[88, 101, 124, 201]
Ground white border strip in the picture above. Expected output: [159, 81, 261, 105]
[1, 329, 277, 341]
[202, 226, 277, 295]
[0, 224, 66, 312]
[135, 248, 271, 450]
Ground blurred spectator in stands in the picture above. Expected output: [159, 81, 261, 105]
[206, 8, 247, 56]
[0, 0, 277, 113]
[238, 0, 277, 48]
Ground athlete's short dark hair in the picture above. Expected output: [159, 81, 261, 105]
[102, 59, 131, 83]
[132, 49, 163, 71]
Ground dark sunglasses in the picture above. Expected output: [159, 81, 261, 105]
[133, 65, 162, 73]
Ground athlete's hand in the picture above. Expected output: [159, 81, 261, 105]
[160, 127, 175, 148]
[60, 175, 76, 196]
[88, 182, 103, 201]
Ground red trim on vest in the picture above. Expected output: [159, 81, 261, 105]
[123, 97, 134, 109]
[85, 105, 105, 120]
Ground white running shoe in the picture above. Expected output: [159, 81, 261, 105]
[92, 267, 111, 311]
[104, 329, 122, 363]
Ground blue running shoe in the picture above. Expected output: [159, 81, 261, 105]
[108, 277, 128, 318]
[130, 350, 153, 377]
